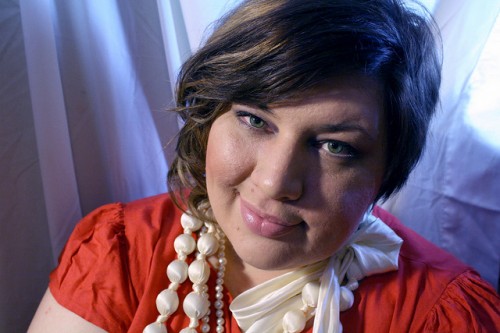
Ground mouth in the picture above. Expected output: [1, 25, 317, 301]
[239, 198, 299, 239]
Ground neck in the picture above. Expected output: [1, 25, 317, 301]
[223, 241, 292, 297]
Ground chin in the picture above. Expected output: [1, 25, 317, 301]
[234, 240, 309, 271]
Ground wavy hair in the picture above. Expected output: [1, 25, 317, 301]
[167, 0, 441, 220]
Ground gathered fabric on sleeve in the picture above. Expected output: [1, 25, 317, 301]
[49, 202, 135, 332]
[339, 206, 500, 333]
[424, 270, 500, 333]
[49, 194, 184, 332]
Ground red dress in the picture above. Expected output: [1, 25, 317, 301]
[49, 194, 500, 332]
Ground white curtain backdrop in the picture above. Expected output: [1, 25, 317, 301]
[0, 0, 498, 331]
[383, 0, 500, 290]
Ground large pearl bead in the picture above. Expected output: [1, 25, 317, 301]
[181, 214, 203, 231]
[174, 234, 196, 255]
[282, 309, 306, 333]
[156, 289, 179, 316]
[197, 233, 219, 256]
[188, 259, 210, 285]
[339, 286, 355, 311]
[301, 281, 320, 308]
[167, 259, 189, 284]
[183, 292, 210, 319]
[179, 328, 197, 333]
[143, 322, 168, 333]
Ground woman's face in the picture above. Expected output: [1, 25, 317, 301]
[205, 77, 386, 272]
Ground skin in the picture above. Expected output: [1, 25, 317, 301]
[28, 76, 386, 331]
[205, 77, 387, 296]
[28, 289, 106, 332]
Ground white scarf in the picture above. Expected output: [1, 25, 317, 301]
[230, 212, 403, 333]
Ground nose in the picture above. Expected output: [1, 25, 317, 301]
[251, 137, 305, 201]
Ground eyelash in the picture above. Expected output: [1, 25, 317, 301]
[236, 111, 270, 131]
[316, 141, 358, 158]
[234, 110, 358, 158]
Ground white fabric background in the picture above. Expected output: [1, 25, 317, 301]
[382, 0, 500, 290]
[0, 0, 498, 331]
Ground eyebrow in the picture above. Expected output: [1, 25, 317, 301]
[234, 103, 378, 140]
[252, 104, 272, 113]
[318, 123, 377, 141]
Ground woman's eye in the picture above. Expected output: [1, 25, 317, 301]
[248, 115, 266, 128]
[235, 110, 269, 131]
[322, 141, 356, 157]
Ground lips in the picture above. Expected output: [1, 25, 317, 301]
[239, 198, 298, 238]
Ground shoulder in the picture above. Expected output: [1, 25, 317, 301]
[372, 205, 470, 276]
[57, 193, 184, 263]
[65, 193, 182, 240]
[123, 192, 182, 218]
[49, 193, 184, 332]
[424, 270, 500, 332]
[341, 206, 500, 332]
[121, 193, 184, 242]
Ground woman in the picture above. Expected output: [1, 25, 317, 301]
[29, 0, 499, 332]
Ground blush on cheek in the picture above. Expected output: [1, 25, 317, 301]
[206, 124, 253, 190]
[337, 187, 375, 226]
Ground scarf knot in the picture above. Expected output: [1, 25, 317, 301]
[231, 212, 403, 333]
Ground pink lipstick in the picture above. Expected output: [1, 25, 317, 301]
[239, 198, 296, 238]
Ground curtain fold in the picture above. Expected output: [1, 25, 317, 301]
[19, 0, 82, 261]
[2, 0, 183, 331]
[52, 0, 173, 214]
[1, 2, 54, 331]
[383, 0, 500, 289]
[156, 0, 191, 96]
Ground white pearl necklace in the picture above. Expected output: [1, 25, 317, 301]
[144, 212, 358, 333]
[144, 212, 226, 333]
[282, 281, 320, 333]
[281, 278, 356, 333]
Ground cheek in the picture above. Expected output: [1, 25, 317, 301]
[338, 160, 384, 205]
[339, 179, 378, 214]
[311, 170, 380, 245]
[205, 121, 253, 191]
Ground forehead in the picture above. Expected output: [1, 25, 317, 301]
[264, 76, 385, 129]
[269, 75, 383, 109]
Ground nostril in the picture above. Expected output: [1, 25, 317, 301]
[253, 168, 303, 202]
[251, 141, 306, 201]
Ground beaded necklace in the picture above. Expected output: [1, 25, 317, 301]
[144, 209, 403, 333]
[142, 211, 329, 333]
[144, 212, 226, 333]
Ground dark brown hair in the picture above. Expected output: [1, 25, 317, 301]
[167, 0, 441, 219]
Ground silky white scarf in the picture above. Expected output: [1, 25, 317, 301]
[230, 211, 403, 333]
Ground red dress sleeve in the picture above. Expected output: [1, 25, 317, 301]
[49, 194, 185, 332]
[424, 271, 500, 332]
[49, 203, 136, 332]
